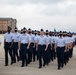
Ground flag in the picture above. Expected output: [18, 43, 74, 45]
[54, 28, 56, 33]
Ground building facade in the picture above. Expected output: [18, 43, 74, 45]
[0, 18, 17, 33]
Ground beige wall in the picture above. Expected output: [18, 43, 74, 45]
[0, 18, 17, 33]
[0, 21, 8, 31]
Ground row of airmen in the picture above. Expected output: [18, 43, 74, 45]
[3, 26, 76, 70]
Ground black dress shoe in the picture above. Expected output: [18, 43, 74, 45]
[17, 58, 19, 62]
[64, 62, 66, 65]
[13, 61, 16, 63]
[46, 63, 49, 66]
[21, 65, 24, 67]
[37, 58, 38, 61]
[5, 64, 8, 66]
[33, 60, 35, 62]
[61, 64, 64, 68]
[43, 63, 45, 67]
[26, 63, 28, 66]
[38, 66, 42, 69]
[28, 61, 31, 64]
[58, 67, 60, 70]
[11, 61, 13, 65]
[51, 58, 53, 61]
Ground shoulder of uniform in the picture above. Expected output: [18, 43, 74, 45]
[27, 34, 30, 36]
[37, 35, 40, 38]
[18, 32, 20, 35]
[32, 34, 35, 36]
[10, 32, 13, 34]
[4, 32, 7, 35]
[21, 34, 23, 36]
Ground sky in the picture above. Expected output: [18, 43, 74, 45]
[0, 0, 76, 32]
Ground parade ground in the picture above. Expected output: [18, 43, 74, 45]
[0, 34, 76, 75]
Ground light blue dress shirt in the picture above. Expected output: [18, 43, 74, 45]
[19, 33, 31, 44]
[4, 32, 13, 42]
[55, 37, 66, 47]
[36, 35, 47, 45]
[12, 32, 20, 42]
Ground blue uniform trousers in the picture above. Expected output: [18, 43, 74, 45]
[45, 44, 51, 64]
[28, 43, 34, 63]
[56, 47, 65, 69]
[34, 46, 38, 61]
[20, 43, 28, 66]
[4, 42, 13, 65]
[51, 44, 56, 61]
[12, 42, 19, 62]
[69, 48, 73, 58]
[38, 45, 46, 67]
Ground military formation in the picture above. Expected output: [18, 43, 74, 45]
[3, 26, 76, 70]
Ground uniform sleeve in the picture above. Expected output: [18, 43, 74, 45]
[4, 34, 6, 40]
[34, 36, 35, 41]
[17, 33, 20, 42]
[19, 35, 21, 42]
[70, 38, 74, 43]
[50, 37, 52, 43]
[12, 34, 14, 40]
[0, 39, 2, 43]
[67, 38, 70, 44]
[64, 38, 68, 44]
[72, 38, 74, 43]
[28, 35, 31, 42]
[11, 33, 14, 40]
[55, 38, 57, 44]
[75, 36, 76, 38]
[72, 36, 75, 43]
[34, 37, 36, 41]
[32, 35, 35, 42]
[35, 36, 39, 43]
[45, 37, 48, 43]
[54, 37, 57, 43]
[18, 33, 21, 38]
[73, 37, 75, 42]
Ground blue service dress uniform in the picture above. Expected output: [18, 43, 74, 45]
[55, 36, 66, 70]
[19, 33, 31, 67]
[51, 36, 57, 61]
[63, 36, 68, 65]
[12, 32, 20, 63]
[45, 35, 52, 64]
[19, 33, 23, 60]
[4, 32, 13, 66]
[34, 35, 39, 61]
[28, 34, 35, 62]
[36, 35, 48, 68]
